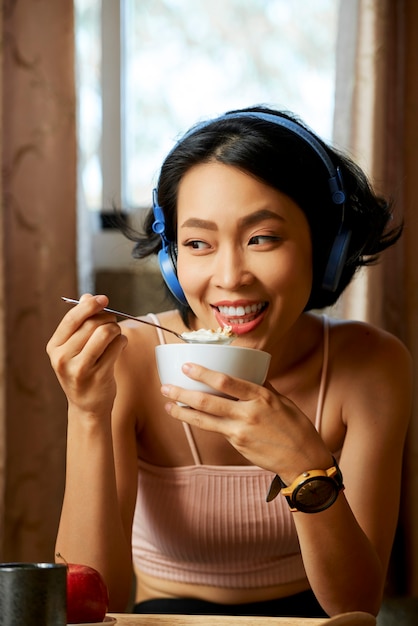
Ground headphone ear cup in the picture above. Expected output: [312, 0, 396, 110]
[157, 242, 188, 305]
[322, 227, 352, 292]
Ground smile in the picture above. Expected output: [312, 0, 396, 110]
[217, 302, 265, 317]
[215, 302, 267, 325]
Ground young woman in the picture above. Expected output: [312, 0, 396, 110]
[47, 106, 412, 617]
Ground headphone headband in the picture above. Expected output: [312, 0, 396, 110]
[153, 110, 351, 304]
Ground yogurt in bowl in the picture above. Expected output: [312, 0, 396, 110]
[180, 325, 235, 344]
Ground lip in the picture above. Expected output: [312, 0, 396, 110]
[212, 300, 267, 336]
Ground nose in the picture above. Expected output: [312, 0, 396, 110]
[213, 245, 253, 290]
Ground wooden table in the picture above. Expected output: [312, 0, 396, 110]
[107, 611, 376, 625]
[108, 616, 325, 625]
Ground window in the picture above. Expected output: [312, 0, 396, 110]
[75, 0, 102, 212]
[74, 0, 339, 267]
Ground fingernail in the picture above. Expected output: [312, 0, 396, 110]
[161, 385, 170, 396]
[95, 295, 108, 306]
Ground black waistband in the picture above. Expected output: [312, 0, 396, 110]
[133, 589, 327, 618]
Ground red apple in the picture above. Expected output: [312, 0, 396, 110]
[57, 555, 109, 623]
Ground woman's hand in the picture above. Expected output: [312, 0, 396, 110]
[46, 293, 127, 419]
[160, 361, 332, 479]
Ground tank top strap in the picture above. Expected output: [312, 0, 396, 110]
[181, 423, 203, 465]
[149, 312, 202, 465]
[147, 313, 166, 345]
[315, 315, 330, 433]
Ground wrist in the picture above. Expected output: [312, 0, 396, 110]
[272, 452, 335, 487]
[67, 406, 113, 435]
[267, 456, 344, 513]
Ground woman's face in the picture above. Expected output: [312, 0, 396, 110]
[176, 161, 313, 350]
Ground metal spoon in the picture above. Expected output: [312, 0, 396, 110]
[61, 297, 235, 344]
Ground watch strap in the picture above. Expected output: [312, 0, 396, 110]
[265, 474, 287, 502]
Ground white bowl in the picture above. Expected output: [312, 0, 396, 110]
[155, 343, 271, 397]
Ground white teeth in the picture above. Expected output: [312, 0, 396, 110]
[217, 303, 264, 317]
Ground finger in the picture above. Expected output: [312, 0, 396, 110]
[160, 377, 264, 447]
[163, 393, 231, 436]
[48, 294, 111, 352]
[74, 321, 127, 371]
[48, 299, 125, 376]
[64, 311, 121, 358]
[180, 362, 266, 402]
[53, 325, 127, 396]
[161, 381, 231, 411]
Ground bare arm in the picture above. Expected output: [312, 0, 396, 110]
[47, 294, 138, 611]
[293, 330, 412, 615]
[160, 324, 412, 616]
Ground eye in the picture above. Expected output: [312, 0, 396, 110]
[248, 234, 281, 246]
[183, 239, 210, 250]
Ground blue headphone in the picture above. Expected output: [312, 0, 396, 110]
[152, 111, 351, 306]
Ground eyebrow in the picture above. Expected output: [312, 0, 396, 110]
[180, 209, 285, 231]
[180, 217, 218, 231]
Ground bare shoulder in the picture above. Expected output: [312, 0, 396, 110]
[328, 316, 412, 371]
[327, 316, 413, 432]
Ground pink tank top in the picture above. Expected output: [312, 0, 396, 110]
[132, 315, 330, 588]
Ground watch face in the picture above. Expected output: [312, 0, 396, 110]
[293, 477, 338, 513]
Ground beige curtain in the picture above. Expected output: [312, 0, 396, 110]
[334, 0, 418, 596]
[0, 0, 77, 561]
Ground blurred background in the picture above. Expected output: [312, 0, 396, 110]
[0, 1, 417, 621]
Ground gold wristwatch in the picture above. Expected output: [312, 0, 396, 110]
[266, 457, 344, 513]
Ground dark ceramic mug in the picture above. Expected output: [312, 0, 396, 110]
[0, 562, 67, 626]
